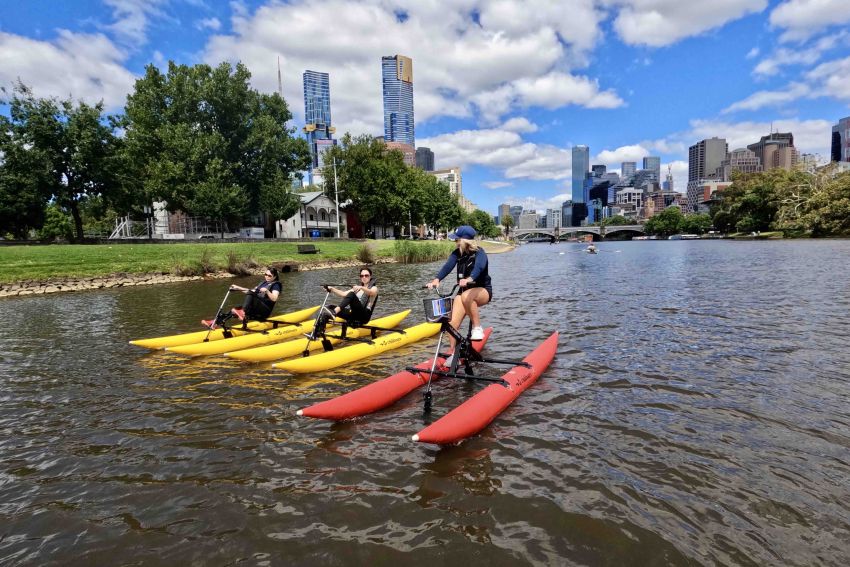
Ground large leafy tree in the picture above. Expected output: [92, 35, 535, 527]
[644, 206, 684, 237]
[122, 61, 309, 226]
[0, 83, 122, 240]
[466, 209, 500, 238]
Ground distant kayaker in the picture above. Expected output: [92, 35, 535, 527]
[426, 225, 491, 356]
[587, 243, 597, 253]
[312, 267, 379, 337]
[228, 267, 281, 322]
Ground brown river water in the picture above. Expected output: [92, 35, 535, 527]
[1, 240, 849, 566]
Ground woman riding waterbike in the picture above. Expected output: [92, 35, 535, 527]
[228, 267, 282, 322]
[426, 225, 491, 359]
[310, 267, 378, 338]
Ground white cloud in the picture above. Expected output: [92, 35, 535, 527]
[746, 47, 760, 59]
[611, 0, 767, 47]
[483, 181, 513, 189]
[104, 0, 169, 46]
[769, 0, 850, 42]
[0, 30, 136, 110]
[722, 82, 811, 113]
[501, 117, 538, 133]
[806, 55, 850, 102]
[203, 0, 622, 134]
[418, 125, 570, 181]
[753, 32, 848, 76]
[686, 118, 833, 158]
[196, 17, 222, 32]
[594, 144, 650, 166]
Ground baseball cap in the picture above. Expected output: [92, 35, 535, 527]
[448, 225, 477, 240]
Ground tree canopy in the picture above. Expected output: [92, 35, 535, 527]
[122, 61, 309, 227]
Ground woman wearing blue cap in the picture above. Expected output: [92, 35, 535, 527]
[426, 225, 491, 361]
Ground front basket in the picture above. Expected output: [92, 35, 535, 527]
[423, 297, 453, 322]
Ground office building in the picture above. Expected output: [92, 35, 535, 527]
[688, 137, 728, 212]
[415, 147, 434, 171]
[498, 204, 511, 226]
[717, 148, 761, 181]
[643, 156, 661, 180]
[382, 55, 415, 147]
[385, 141, 415, 166]
[832, 116, 850, 162]
[572, 145, 589, 204]
[621, 161, 636, 181]
[747, 132, 797, 171]
[302, 70, 336, 185]
[510, 205, 523, 226]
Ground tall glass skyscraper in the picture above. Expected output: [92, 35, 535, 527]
[303, 70, 336, 184]
[571, 145, 589, 204]
[382, 55, 415, 147]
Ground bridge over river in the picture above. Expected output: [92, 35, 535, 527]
[513, 225, 645, 240]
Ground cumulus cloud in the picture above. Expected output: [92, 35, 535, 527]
[722, 82, 811, 113]
[418, 125, 570, 181]
[753, 32, 848, 76]
[806, 55, 850, 102]
[0, 30, 136, 110]
[104, 0, 169, 46]
[769, 0, 850, 43]
[203, 0, 623, 134]
[611, 0, 767, 47]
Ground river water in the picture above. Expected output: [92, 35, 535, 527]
[1, 240, 849, 566]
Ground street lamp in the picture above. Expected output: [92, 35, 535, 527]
[332, 157, 340, 238]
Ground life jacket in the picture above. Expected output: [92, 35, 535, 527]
[455, 250, 489, 289]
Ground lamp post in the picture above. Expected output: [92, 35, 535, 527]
[332, 157, 340, 238]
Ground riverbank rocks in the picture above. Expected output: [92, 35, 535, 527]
[0, 257, 399, 298]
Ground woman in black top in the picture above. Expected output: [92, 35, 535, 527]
[229, 267, 282, 321]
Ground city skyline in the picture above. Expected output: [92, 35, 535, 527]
[1, 1, 849, 215]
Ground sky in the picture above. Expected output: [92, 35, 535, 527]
[2, 0, 849, 216]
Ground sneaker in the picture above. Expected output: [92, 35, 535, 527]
[231, 308, 245, 321]
[443, 354, 455, 368]
[322, 306, 337, 323]
[470, 326, 485, 341]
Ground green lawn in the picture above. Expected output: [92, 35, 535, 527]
[0, 240, 397, 283]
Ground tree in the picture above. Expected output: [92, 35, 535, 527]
[0, 83, 122, 240]
[644, 206, 684, 237]
[467, 209, 500, 238]
[681, 213, 713, 234]
[122, 61, 309, 226]
[501, 214, 515, 237]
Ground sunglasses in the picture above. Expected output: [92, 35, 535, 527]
[360, 274, 370, 278]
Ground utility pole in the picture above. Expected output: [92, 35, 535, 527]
[333, 157, 340, 238]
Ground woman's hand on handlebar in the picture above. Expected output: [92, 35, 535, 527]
[425, 278, 440, 290]
[458, 277, 473, 288]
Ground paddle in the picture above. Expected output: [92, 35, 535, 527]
[301, 286, 334, 356]
[203, 288, 232, 342]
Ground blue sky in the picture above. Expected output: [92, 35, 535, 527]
[2, 0, 849, 215]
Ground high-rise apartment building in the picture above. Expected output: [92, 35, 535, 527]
[832, 116, 850, 162]
[415, 147, 434, 171]
[382, 55, 415, 147]
[621, 161, 636, 180]
[572, 146, 589, 204]
[302, 70, 336, 185]
[687, 137, 728, 212]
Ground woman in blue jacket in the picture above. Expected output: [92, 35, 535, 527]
[426, 225, 491, 362]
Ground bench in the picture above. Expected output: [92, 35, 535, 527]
[297, 244, 320, 254]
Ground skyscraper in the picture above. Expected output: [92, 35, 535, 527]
[302, 70, 336, 185]
[621, 161, 636, 180]
[572, 145, 589, 204]
[747, 132, 797, 171]
[832, 116, 850, 162]
[415, 147, 434, 171]
[643, 156, 661, 181]
[688, 137, 728, 212]
[382, 55, 415, 147]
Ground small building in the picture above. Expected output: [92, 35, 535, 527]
[276, 191, 347, 239]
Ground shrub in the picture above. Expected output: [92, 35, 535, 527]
[392, 240, 452, 264]
[356, 243, 375, 263]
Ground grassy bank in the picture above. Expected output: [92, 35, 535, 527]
[0, 239, 517, 284]
[0, 241, 396, 283]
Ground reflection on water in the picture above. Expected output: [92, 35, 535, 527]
[2, 241, 850, 565]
